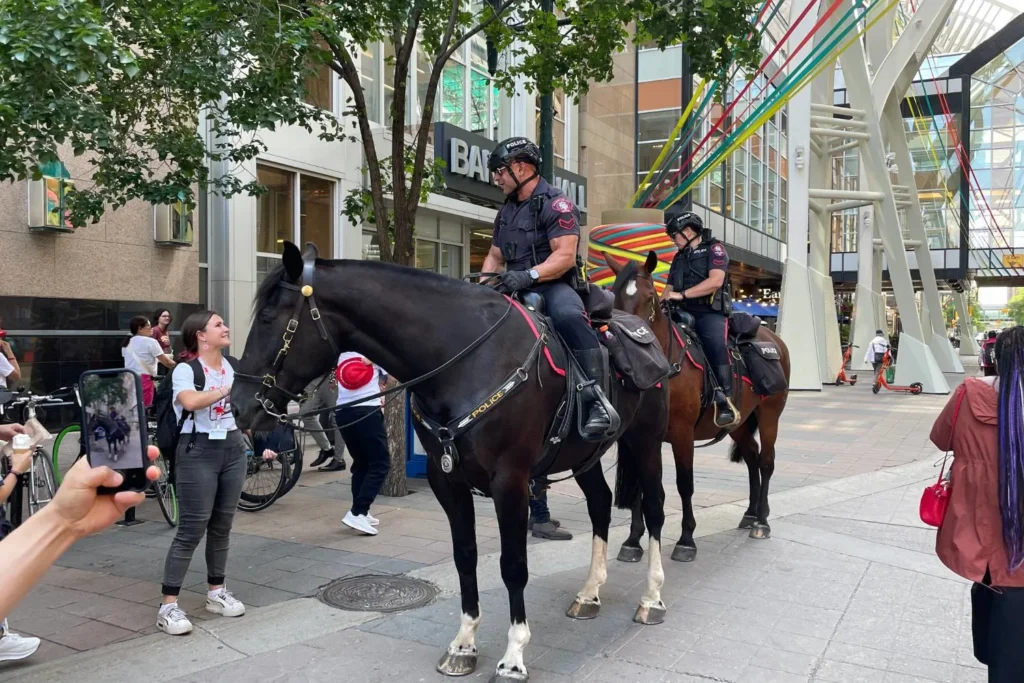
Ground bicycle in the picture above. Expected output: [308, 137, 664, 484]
[0, 387, 75, 525]
[146, 410, 178, 527]
[236, 431, 291, 512]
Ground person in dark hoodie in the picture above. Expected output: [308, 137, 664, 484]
[931, 325, 1024, 682]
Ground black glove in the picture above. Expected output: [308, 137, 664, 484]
[492, 270, 535, 294]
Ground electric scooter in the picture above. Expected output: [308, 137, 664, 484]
[872, 349, 923, 395]
[835, 344, 858, 386]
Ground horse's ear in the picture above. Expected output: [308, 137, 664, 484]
[603, 251, 623, 274]
[644, 250, 659, 276]
[282, 241, 303, 282]
[302, 242, 320, 260]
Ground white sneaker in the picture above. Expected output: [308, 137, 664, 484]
[366, 512, 380, 526]
[343, 510, 378, 535]
[0, 623, 40, 662]
[206, 588, 245, 617]
[157, 603, 193, 635]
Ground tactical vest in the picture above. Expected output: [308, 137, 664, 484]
[671, 238, 728, 312]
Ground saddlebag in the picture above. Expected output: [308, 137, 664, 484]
[739, 341, 787, 396]
[599, 311, 672, 391]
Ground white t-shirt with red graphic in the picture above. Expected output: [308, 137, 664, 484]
[335, 352, 385, 409]
[172, 357, 236, 433]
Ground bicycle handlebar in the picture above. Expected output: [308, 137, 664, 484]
[0, 386, 76, 406]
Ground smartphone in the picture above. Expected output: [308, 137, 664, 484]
[79, 369, 149, 493]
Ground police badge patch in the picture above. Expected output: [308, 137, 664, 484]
[551, 197, 574, 214]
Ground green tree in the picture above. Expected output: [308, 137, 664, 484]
[1008, 290, 1024, 326]
[0, 0, 761, 494]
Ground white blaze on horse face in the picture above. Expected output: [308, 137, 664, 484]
[640, 538, 666, 608]
[576, 536, 607, 603]
[495, 621, 531, 678]
[449, 611, 481, 654]
[625, 279, 638, 297]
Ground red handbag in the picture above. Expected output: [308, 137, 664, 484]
[920, 390, 967, 527]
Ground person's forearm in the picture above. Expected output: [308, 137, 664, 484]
[0, 472, 16, 505]
[535, 250, 577, 283]
[684, 278, 722, 299]
[0, 507, 78, 620]
[482, 253, 503, 274]
[178, 387, 230, 412]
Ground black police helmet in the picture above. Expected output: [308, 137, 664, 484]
[488, 137, 542, 173]
[665, 211, 704, 238]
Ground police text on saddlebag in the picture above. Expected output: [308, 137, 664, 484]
[599, 311, 672, 391]
[739, 341, 787, 396]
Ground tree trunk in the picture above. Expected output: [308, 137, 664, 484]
[379, 376, 409, 497]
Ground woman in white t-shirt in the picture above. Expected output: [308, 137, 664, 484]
[156, 311, 246, 637]
[121, 316, 175, 407]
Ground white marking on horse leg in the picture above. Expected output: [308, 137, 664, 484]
[448, 611, 481, 654]
[640, 537, 665, 608]
[495, 621, 531, 678]
[576, 536, 607, 604]
[625, 279, 638, 296]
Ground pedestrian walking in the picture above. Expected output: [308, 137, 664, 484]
[528, 484, 572, 540]
[931, 325, 1024, 682]
[156, 310, 247, 636]
[122, 316, 175, 407]
[335, 353, 390, 536]
[303, 375, 346, 471]
[981, 330, 998, 377]
[864, 329, 889, 376]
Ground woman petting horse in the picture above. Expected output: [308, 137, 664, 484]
[231, 242, 669, 683]
[603, 242, 790, 563]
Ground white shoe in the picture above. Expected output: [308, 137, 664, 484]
[343, 510, 378, 535]
[157, 603, 193, 635]
[366, 512, 380, 526]
[206, 588, 245, 617]
[0, 623, 40, 662]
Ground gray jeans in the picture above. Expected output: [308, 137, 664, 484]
[161, 431, 245, 595]
[303, 379, 345, 456]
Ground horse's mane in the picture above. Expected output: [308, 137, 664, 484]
[611, 259, 639, 295]
[254, 258, 490, 313]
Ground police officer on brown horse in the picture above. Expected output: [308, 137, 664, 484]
[662, 211, 740, 429]
[482, 136, 618, 440]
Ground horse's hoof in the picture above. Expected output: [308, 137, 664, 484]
[566, 598, 601, 620]
[749, 523, 771, 540]
[488, 668, 528, 683]
[633, 601, 667, 625]
[437, 649, 478, 676]
[738, 514, 758, 529]
[616, 545, 644, 563]
[671, 544, 697, 563]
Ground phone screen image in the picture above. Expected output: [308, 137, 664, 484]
[80, 371, 146, 471]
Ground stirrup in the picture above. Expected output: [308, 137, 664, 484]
[713, 397, 740, 429]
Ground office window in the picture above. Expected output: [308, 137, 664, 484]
[361, 44, 382, 123]
[256, 165, 294, 255]
[300, 175, 333, 255]
[305, 48, 333, 111]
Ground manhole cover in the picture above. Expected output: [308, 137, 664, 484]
[319, 575, 437, 613]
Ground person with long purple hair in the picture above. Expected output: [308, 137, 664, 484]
[932, 325, 1024, 682]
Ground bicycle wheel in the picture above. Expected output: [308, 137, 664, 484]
[52, 424, 83, 486]
[237, 434, 289, 512]
[152, 451, 178, 526]
[28, 449, 57, 515]
[278, 445, 304, 497]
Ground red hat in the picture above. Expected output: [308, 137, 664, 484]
[336, 357, 374, 390]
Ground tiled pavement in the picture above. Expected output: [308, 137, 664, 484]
[1, 366, 978, 680]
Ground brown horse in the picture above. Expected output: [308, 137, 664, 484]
[603, 250, 791, 562]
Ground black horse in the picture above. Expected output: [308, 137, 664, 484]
[231, 243, 670, 683]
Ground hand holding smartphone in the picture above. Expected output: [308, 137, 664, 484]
[79, 369, 150, 493]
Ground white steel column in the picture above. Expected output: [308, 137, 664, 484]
[777, 0, 824, 390]
[953, 290, 981, 357]
[836, 0, 948, 393]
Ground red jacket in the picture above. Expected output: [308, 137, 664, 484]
[932, 378, 1024, 587]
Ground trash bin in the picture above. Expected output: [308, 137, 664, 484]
[885, 366, 896, 383]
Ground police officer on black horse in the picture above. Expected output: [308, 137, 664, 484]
[482, 136, 618, 440]
[662, 211, 740, 429]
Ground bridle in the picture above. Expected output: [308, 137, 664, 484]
[234, 254, 341, 421]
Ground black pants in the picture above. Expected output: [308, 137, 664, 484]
[692, 310, 730, 383]
[336, 406, 391, 516]
[529, 282, 599, 351]
[529, 484, 551, 523]
[972, 581, 1024, 681]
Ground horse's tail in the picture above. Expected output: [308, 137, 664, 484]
[613, 441, 641, 510]
[728, 411, 760, 463]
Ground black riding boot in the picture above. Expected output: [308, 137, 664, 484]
[574, 349, 621, 440]
[713, 365, 740, 429]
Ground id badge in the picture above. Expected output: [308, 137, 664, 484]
[209, 429, 228, 441]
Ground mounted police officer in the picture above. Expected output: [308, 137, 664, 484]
[662, 211, 739, 428]
[481, 136, 618, 441]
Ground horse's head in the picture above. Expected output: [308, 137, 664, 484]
[604, 250, 662, 324]
[233, 241, 342, 431]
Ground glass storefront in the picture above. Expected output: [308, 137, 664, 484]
[362, 214, 491, 279]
